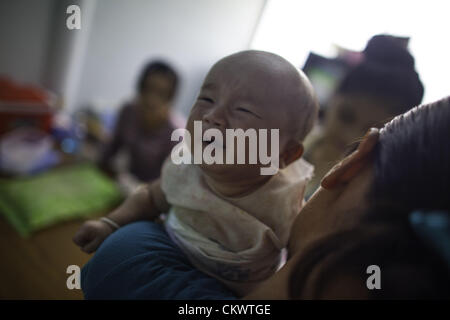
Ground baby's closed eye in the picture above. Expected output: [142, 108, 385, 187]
[198, 96, 214, 104]
[236, 107, 261, 119]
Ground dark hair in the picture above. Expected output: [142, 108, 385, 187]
[336, 34, 424, 115]
[289, 96, 450, 299]
[289, 222, 450, 299]
[372, 96, 450, 213]
[136, 61, 179, 99]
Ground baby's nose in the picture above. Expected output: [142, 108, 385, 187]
[203, 107, 226, 128]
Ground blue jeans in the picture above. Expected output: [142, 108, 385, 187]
[81, 221, 236, 299]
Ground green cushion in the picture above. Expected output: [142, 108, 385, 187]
[0, 163, 123, 237]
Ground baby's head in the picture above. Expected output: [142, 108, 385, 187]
[186, 50, 318, 185]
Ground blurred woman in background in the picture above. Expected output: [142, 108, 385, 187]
[99, 61, 179, 188]
[304, 35, 424, 197]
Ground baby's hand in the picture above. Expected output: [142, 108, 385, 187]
[73, 220, 114, 253]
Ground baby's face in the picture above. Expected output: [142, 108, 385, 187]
[185, 57, 293, 182]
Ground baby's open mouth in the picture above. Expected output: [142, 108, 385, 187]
[202, 135, 225, 149]
[203, 136, 215, 143]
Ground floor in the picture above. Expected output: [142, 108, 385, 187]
[0, 213, 102, 299]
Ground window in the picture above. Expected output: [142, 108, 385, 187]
[251, 0, 450, 103]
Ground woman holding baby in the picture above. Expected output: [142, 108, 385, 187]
[79, 95, 450, 299]
[77, 49, 450, 299]
[247, 96, 450, 299]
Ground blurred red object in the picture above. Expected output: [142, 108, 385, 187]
[0, 77, 56, 136]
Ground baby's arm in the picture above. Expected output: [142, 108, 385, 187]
[107, 179, 169, 226]
[73, 179, 170, 253]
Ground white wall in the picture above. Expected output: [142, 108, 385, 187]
[43, 0, 97, 110]
[0, 0, 55, 85]
[75, 0, 267, 115]
[0, 0, 266, 116]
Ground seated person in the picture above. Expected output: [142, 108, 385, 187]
[74, 50, 319, 297]
[304, 34, 424, 197]
[99, 61, 180, 184]
[79, 95, 450, 299]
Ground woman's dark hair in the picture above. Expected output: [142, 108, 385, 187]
[136, 61, 179, 99]
[289, 96, 450, 299]
[336, 34, 424, 115]
[373, 96, 450, 213]
[289, 222, 450, 299]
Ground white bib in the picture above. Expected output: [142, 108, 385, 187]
[161, 158, 313, 294]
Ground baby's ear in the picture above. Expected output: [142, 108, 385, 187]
[280, 141, 304, 169]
